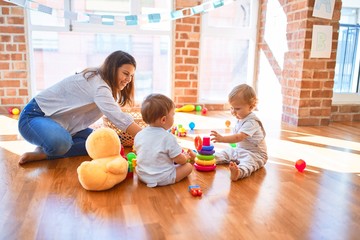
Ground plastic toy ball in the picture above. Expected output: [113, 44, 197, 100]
[195, 105, 202, 112]
[8, 107, 14, 114]
[225, 120, 231, 128]
[11, 107, 20, 115]
[230, 143, 236, 148]
[295, 159, 306, 172]
[201, 107, 207, 115]
[189, 122, 195, 130]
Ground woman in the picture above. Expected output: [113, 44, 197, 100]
[18, 50, 142, 164]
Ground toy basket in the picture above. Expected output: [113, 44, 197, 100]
[102, 108, 147, 147]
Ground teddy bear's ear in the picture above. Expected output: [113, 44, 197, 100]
[86, 128, 121, 159]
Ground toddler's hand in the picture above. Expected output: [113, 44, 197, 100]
[186, 149, 196, 161]
[210, 130, 223, 143]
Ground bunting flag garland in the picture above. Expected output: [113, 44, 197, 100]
[5, 0, 236, 26]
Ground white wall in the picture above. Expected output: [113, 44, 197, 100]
[342, 0, 360, 8]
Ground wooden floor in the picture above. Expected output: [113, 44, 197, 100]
[1, 111, 360, 240]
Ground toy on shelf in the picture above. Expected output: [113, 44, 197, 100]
[169, 125, 177, 135]
[225, 120, 231, 128]
[175, 104, 195, 112]
[295, 159, 306, 172]
[177, 125, 187, 137]
[188, 185, 202, 197]
[189, 122, 195, 130]
[195, 105, 202, 112]
[201, 107, 208, 115]
[194, 136, 216, 172]
[169, 124, 187, 137]
[8, 107, 20, 115]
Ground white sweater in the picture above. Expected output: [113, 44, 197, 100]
[34, 73, 133, 135]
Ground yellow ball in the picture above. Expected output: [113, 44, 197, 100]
[12, 108, 20, 115]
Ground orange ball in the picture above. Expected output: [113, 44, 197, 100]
[295, 159, 306, 172]
[225, 120, 231, 127]
[11, 107, 20, 115]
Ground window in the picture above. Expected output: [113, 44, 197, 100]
[333, 4, 360, 104]
[198, 0, 258, 103]
[334, 8, 360, 94]
[27, 0, 172, 103]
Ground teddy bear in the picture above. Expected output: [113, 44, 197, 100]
[77, 127, 128, 191]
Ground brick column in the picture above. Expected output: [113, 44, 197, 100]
[258, 0, 342, 126]
[173, 0, 201, 105]
[0, 0, 29, 113]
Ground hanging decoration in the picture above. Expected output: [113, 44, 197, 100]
[5, 0, 234, 26]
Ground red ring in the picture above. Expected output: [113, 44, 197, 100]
[194, 136, 203, 152]
[194, 163, 216, 172]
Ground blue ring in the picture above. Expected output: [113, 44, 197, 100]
[201, 145, 214, 151]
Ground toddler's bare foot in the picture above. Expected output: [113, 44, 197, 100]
[229, 162, 240, 181]
[19, 147, 47, 165]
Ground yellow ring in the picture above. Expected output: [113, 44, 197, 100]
[195, 158, 216, 165]
[196, 154, 215, 160]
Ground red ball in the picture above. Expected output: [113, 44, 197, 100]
[295, 159, 306, 172]
[201, 107, 207, 115]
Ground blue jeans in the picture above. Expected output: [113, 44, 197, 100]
[18, 98, 93, 160]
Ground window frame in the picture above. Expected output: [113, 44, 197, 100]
[26, 0, 173, 102]
[333, 2, 360, 104]
[198, 0, 259, 103]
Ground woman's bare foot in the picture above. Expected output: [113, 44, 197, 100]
[19, 147, 47, 165]
[229, 162, 240, 181]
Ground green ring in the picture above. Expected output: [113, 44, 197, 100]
[196, 154, 215, 160]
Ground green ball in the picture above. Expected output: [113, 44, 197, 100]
[230, 143, 236, 148]
[195, 105, 202, 112]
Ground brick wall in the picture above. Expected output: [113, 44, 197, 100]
[331, 104, 360, 121]
[258, 0, 342, 126]
[0, 0, 29, 114]
[173, 0, 227, 111]
[173, 0, 201, 106]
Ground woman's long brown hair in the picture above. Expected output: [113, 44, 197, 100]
[80, 50, 137, 107]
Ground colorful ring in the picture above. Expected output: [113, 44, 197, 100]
[194, 136, 203, 152]
[196, 154, 215, 160]
[198, 150, 215, 155]
[195, 158, 216, 165]
[194, 163, 216, 172]
[201, 145, 214, 151]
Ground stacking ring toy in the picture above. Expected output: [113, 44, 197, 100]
[196, 154, 215, 160]
[194, 163, 216, 172]
[195, 159, 216, 166]
[194, 136, 203, 152]
[198, 150, 215, 155]
[201, 145, 214, 151]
